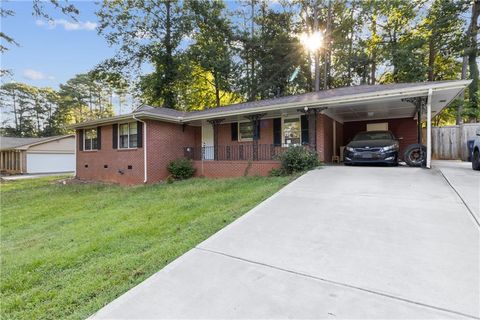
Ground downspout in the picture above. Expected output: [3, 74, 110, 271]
[133, 115, 148, 183]
[74, 132, 77, 177]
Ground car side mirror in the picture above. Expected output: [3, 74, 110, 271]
[397, 136, 404, 140]
[476, 127, 480, 136]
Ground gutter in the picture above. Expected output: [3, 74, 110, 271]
[133, 114, 148, 184]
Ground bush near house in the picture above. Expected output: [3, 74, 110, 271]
[167, 158, 196, 180]
[276, 146, 320, 174]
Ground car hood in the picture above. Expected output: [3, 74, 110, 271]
[347, 139, 396, 148]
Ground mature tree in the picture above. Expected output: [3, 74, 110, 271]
[0, 83, 57, 136]
[464, 0, 480, 120]
[57, 73, 114, 125]
[187, 0, 236, 107]
[96, 0, 192, 109]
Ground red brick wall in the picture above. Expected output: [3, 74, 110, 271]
[76, 125, 145, 185]
[342, 117, 417, 158]
[76, 121, 199, 185]
[146, 120, 199, 182]
[193, 160, 280, 178]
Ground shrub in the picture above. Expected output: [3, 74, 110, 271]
[277, 146, 320, 174]
[167, 158, 196, 180]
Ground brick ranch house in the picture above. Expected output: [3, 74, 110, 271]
[72, 80, 470, 185]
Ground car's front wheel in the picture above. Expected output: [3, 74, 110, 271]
[473, 149, 480, 170]
[404, 144, 426, 167]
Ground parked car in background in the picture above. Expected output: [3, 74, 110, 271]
[344, 130, 399, 166]
[472, 127, 480, 170]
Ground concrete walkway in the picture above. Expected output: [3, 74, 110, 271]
[91, 164, 480, 319]
[434, 160, 480, 224]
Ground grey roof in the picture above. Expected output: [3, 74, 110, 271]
[140, 81, 459, 119]
[136, 105, 186, 117]
[72, 80, 469, 128]
[0, 136, 69, 151]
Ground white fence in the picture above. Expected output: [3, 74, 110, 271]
[431, 123, 479, 160]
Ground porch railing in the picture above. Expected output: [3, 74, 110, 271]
[183, 144, 291, 161]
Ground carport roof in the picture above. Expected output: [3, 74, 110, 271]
[72, 80, 471, 128]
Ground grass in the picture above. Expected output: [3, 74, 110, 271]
[1, 175, 292, 320]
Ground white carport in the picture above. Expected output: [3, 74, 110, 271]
[305, 81, 471, 168]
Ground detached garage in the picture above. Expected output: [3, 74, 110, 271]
[0, 135, 75, 174]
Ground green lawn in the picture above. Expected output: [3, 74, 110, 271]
[1, 175, 292, 320]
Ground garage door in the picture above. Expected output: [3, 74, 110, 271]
[26, 153, 75, 173]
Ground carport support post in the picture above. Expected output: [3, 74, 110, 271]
[426, 88, 433, 169]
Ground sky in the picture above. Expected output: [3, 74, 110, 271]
[1, 1, 116, 89]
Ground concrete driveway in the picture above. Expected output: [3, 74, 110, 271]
[91, 163, 480, 319]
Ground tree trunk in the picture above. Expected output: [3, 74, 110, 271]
[314, 4, 320, 92]
[249, 0, 256, 101]
[467, 0, 479, 120]
[323, 0, 332, 90]
[369, 8, 377, 85]
[214, 70, 221, 108]
[457, 55, 468, 124]
[347, 1, 356, 83]
[13, 90, 18, 132]
[427, 36, 435, 81]
[164, 0, 175, 108]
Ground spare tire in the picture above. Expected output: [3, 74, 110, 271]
[404, 144, 426, 167]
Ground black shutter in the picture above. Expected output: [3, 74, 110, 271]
[231, 122, 238, 141]
[273, 118, 281, 146]
[137, 121, 143, 148]
[112, 124, 118, 149]
[301, 115, 309, 145]
[254, 121, 261, 139]
[96, 127, 102, 150]
[78, 129, 83, 151]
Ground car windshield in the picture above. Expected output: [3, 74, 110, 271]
[353, 131, 394, 141]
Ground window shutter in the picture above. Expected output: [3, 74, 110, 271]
[231, 122, 238, 141]
[97, 127, 102, 150]
[301, 115, 309, 145]
[273, 118, 281, 146]
[112, 124, 118, 149]
[137, 121, 143, 148]
[78, 129, 83, 151]
[254, 121, 261, 139]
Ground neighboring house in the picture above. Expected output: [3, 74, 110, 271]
[0, 135, 75, 174]
[72, 80, 470, 185]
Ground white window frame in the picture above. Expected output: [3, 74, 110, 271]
[238, 121, 254, 142]
[281, 115, 302, 147]
[118, 122, 138, 149]
[83, 127, 98, 151]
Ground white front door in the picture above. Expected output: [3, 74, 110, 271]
[201, 123, 214, 160]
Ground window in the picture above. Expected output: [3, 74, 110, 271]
[283, 117, 301, 146]
[119, 122, 138, 149]
[84, 128, 98, 151]
[238, 122, 254, 141]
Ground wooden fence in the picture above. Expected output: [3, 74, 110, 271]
[429, 123, 479, 160]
